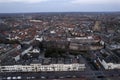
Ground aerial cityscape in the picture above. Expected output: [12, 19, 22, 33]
[0, 0, 120, 80]
[0, 12, 120, 80]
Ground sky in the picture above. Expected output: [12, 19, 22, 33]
[0, 0, 120, 13]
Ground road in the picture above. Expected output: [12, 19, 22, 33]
[0, 70, 120, 80]
[0, 47, 18, 61]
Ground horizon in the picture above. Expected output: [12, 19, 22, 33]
[0, 0, 120, 13]
[0, 11, 120, 14]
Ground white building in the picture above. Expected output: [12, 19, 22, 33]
[50, 30, 56, 34]
[98, 58, 120, 69]
[67, 36, 100, 43]
[0, 63, 85, 72]
[32, 48, 40, 53]
[109, 44, 120, 50]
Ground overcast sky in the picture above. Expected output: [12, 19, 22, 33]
[0, 0, 120, 13]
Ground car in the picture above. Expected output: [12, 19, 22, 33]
[31, 76, 35, 79]
[41, 76, 46, 79]
[59, 76, 64, 79]
[12, 77, 17, 80]
[27, 77, 31, 79]
[72, 75, 76, 78]
[17, 76, 22, 79]
[7, 77, 11, 80]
